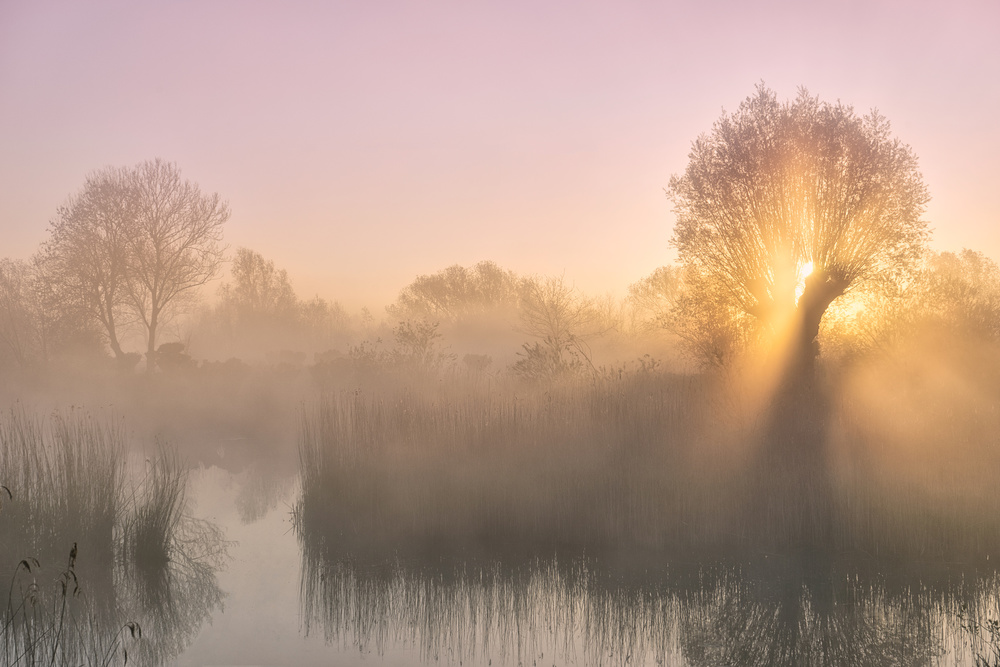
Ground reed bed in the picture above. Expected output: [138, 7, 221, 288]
[298, 373, 725, 557]
[297, 369, 1000, 563]
[0, 408, 224, 666]
[293, 365, 1000, 662]
[0, 412, 122, 582]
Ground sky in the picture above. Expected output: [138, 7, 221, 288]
[1, 0, 998, 309]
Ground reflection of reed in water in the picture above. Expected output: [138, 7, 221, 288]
[295, 385, 1000, 663]
[0, 409, 226, 666]
[299, 535, 997, 666]
[677, 557, 976, 667]
[299, 550, 682, 666]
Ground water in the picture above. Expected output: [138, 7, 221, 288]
[165, 467, 999, 666]
[3, 421, 997, 667]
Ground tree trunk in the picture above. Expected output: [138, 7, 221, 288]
[108, 327, 125, 360]
[789, 270, 848, 384]
[146, 310, 158, 375]
[751, 270, 848, 552]
[103, 296, 126, 362]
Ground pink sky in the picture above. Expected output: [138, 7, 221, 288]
[2, 0, 998, 308]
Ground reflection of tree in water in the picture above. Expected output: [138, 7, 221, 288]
[677, 556, 968, 667]
[0, 412, 226, 666]
[234, 466, 294, 524]
[299, 533, 994, 666]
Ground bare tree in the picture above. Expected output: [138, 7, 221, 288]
[40, 165, 135, 361]
[388, 261, 523, 321]
[221, 247, 298, 323]
[847, 249, 1000, 356]
[41, 160, 228, 371]
[627, 265, 684, 333]
[0, 256, 102, 370]
[514, 276, 601, 380]
[124, 159, 228, 371]
[0, 259, 41, 368]
[214, 246, 299, 350]
[668, 86, 929, 376]
[666, 267, 757, 369]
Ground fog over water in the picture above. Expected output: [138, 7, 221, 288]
[4, 143, 1000, 666]
[4, 3, 1000, 665]
[4, 300, 1000, 666]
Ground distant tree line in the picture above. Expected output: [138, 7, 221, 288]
[6, 222, 1000, 384]
[3, 96, 1000, 387]
[371, 249, 1000, 381]
[379, 261, 678, 382]
[194, 247, 353, 363]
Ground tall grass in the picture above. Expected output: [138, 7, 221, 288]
[0, 412, 122, 583]
[295, 364, 1000, 662]
[297, 368, 1000, 563]
[298, 373, 728, 558]
[0, 408, 225, 666]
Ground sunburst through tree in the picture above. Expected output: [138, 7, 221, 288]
[668, 85, 930, 380]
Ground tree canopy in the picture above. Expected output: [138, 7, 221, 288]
[221, 247, 298, 324]
[387, 261, 524, 321]
[202, 247, 352, 360]
[668, 86, 930, 373]
[41, 159, 228, 370]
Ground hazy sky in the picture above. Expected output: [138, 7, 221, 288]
[2, 0, 998, 308]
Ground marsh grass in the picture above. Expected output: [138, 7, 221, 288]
[295, 365, 1000, 663]
[0, 408, 225, 666]
[298, 373, 724, 558]
[2, 547, 143, 667]
[122, 449, 185, 576]
[297, 368, 1000, 563]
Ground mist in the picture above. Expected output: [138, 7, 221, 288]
[5, 219, 1000, 664]
[4, 1, 1000, 665]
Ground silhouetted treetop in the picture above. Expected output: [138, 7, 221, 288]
[221, 248, 298, 322]
[388, 261, 524, 321]
[668, 86, 930, 371]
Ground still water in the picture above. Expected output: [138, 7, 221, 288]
[163, 466, 999, 667]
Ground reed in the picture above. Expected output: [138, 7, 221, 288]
[297, 368, 1000, 563]
[0, 408, 224, 666]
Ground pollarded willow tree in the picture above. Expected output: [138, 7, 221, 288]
[668, 86, 930, 376]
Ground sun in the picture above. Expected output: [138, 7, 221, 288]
[799, 261, 814, 281]
[795, 261, 814, 302]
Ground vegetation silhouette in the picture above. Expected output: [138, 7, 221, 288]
[296, 526, 994, 666]
[296, 370, 1000, 564]
[1, 84, 1000, 665]
[668, 85, 929, 380]
[39, 159, 228, 372]
[0, 410, 226, 665]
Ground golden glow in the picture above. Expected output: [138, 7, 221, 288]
[799, 261, 814, 282]
[795, 261, 814, 303]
